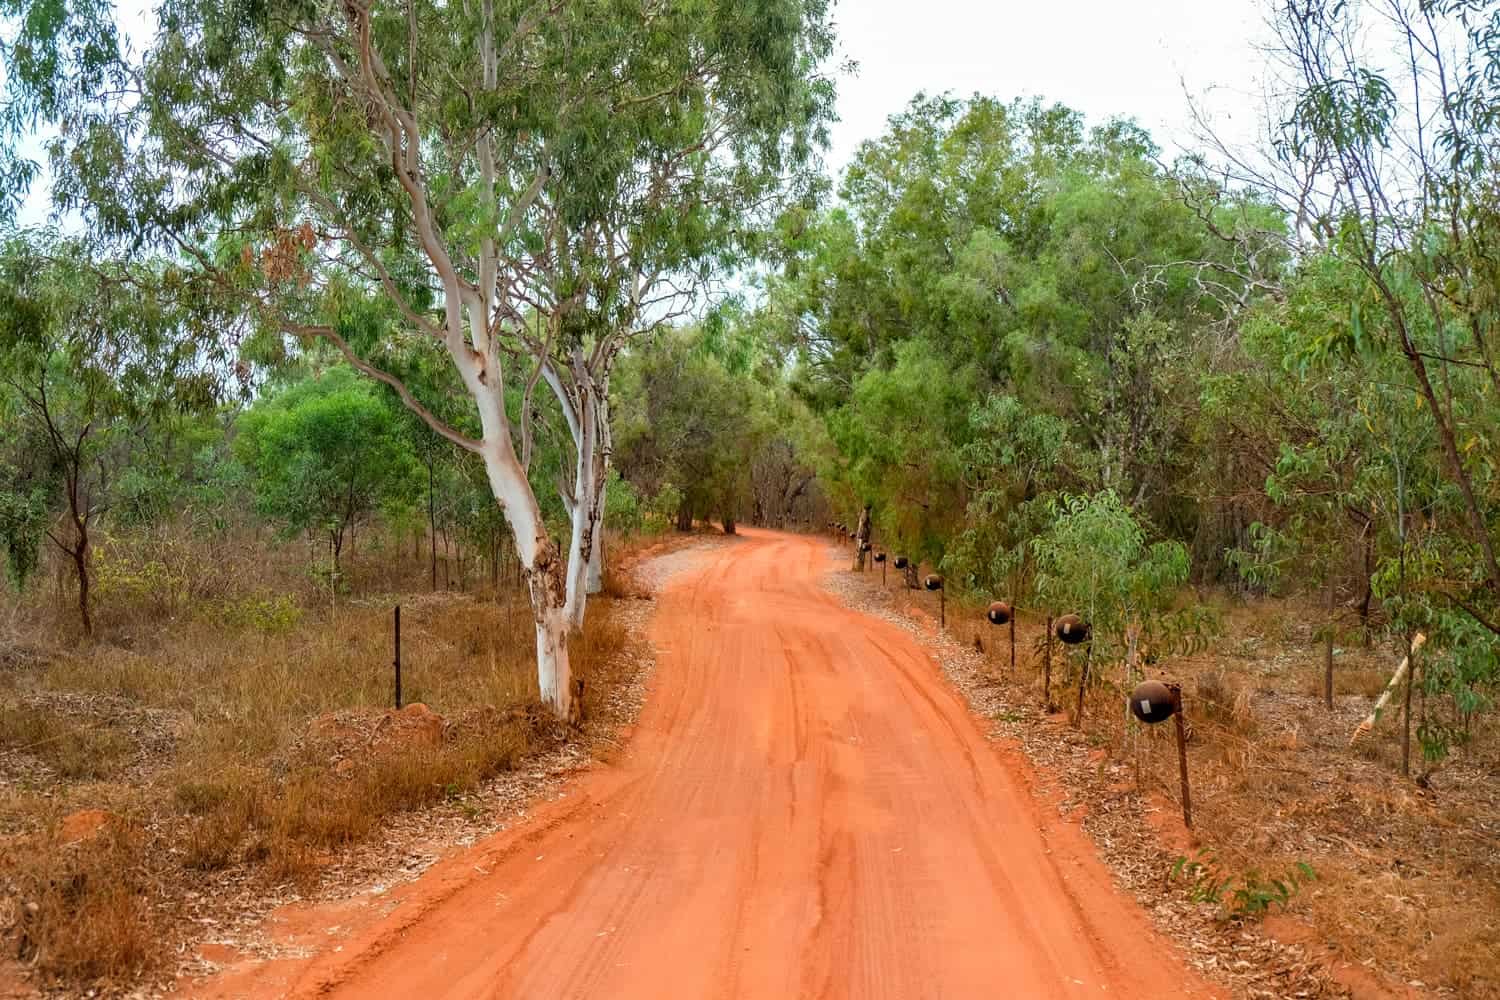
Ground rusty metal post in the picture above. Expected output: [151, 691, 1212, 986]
[1402, 633, 1416, 778]
[1043, 615, 1054, 711]
[939, 588, 946, 628]
[1009, 616, 1016, 673]
[394, 604, 403, 709]
[1073, 640, 1092, 729]
[1170, 683, 1192, 829]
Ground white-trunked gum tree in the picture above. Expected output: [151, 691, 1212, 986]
[1, 0, 837, 715]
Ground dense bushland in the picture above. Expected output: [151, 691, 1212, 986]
[2, 0, 1500, 993]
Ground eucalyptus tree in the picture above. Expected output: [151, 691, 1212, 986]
[1197, 0, 1500, 635]
[235, 367, 420, 581]
[0, 236, 219, 634]
[1030, 490, 1197, 723]
[614, 326, 771, 532]
[763, 94, 1269, 572]
[2, 0, 836, 714]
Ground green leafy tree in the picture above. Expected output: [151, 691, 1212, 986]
[614, 328, 772, 533]
[0, 237, 211, 634]
[1031, 491, 1197, 724]
[761, 94, 1273, 574]
[3, 0, 836, 715]
[235, 368, 419, 581]
[945, 394, 1088, 596]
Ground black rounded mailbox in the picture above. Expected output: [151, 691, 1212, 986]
[1054, 614, 1090, 645]
[987, 601, 1012, 626]
[923, 574, 944, 591]
[873, 551, 887, 563]
[893, 556, 909, 569]
[1130, 679, 1177, 724]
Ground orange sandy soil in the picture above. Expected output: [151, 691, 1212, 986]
[179, 529, 1223, 1000]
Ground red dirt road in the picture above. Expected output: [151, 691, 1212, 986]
[191, 530, 1220, 999]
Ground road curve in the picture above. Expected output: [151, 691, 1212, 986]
[192, 529, 1220, 1000]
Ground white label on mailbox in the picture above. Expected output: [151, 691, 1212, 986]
[1140, 699, 1152, 713]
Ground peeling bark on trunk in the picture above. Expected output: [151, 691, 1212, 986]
[545, 350, 612, 631]
[526, 550, 572, 713]
[480, 442, 576, 719]
[586, 527, 604, 595]
[853, 504, 871, 572]
[902, 561, 919, 589]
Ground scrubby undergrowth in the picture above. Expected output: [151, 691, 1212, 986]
[834, 554, 1500, 999]
[0, 528, 648, 995]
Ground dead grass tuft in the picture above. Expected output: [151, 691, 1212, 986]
[1193, 669, 1255, 735]
[8, 823, 162, 986]
[600, 563, 647, 600]
[0, 522, 652, 993]
[850, 565, 1500, 998]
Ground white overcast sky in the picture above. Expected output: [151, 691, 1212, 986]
[14, 0, 1275, 226]
[826, 0, 1273, 172]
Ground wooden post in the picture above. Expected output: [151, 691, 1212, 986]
[394, 605, 403, 709]
[939, 588, 945, 628]
[1170, 683, 1192, 829]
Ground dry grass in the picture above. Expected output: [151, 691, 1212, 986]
[0, 705, 135, 780]
[7, 824, 162, 988]
[866, 564, 1500, 998]
[0, 523, 647, 993]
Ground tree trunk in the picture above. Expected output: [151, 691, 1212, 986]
[722, 514, 736, 535]
[586, 526, 604, 595]
[902, 561, 919, 589]
[676, 498, 693, 532]
[1073, 641, 1093, 729]
[1359, 530, 1375, 646]
[554, 350, 611, 630]
[527, 558, 573, 715]
[853, 504, 871, 571]
[1370, 297, 1500, 593]
[72, 537, 91, 637]
[1043, 615, 1054, 711]
[59, 467, 93, 637]
[480, 444, 577, 720]
[1350, 633, 1428, 745]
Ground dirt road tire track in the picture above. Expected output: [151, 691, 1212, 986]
[188, 530, 1222, 1000]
